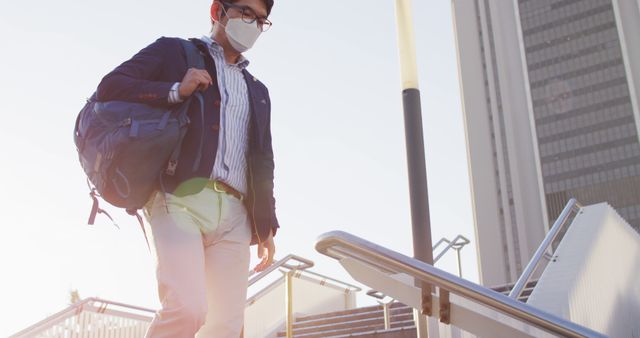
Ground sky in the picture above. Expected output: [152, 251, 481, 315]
[0, 0, 477, 336]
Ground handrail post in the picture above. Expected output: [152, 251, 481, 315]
[455, 247, 463, 278]
[382, 302, 391, 330]
[508, 198, 581, 299]
[285, 270, 294, 338]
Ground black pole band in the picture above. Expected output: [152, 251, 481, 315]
[401, 88, 434, 266]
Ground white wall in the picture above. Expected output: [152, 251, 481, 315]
[244, 271, 357, 338]
[613, 0, 640, 144]
[528, 203, 640, 337]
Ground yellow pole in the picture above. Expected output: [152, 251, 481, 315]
[285, 270, 294, 338]
[394, 0, 420, 90]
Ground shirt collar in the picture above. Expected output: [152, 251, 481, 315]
[200, 35, 250, 69]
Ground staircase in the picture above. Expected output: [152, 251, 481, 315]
[491, 280, 538, 303]
[276, 302, 416, 338]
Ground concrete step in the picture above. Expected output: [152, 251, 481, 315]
[276, 302, 416, 338]
[294, 303, 402, 323]
[335, 326, 417, 338]
[277, 319, 416, 338]
[292, 303, 412, 330]
[283, 313, 414, 336]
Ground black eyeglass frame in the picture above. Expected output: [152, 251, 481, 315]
[221, 2, 272, 32]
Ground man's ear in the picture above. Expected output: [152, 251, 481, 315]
[210, 2, 222, 22]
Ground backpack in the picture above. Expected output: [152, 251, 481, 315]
[74, 38, 205, 248]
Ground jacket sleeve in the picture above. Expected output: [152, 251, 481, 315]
[96, 37, 177, 107]
[263, 89, 280, 236]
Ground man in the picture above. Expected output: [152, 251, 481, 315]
[96, 0, 278, 336]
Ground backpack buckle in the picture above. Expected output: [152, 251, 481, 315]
[166, 160, 178, 175]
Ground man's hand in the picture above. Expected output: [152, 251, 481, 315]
[254, 230, 275, 272]
[178, 68, 213, 98]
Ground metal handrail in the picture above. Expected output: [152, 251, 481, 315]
[246, 254, 314, 338]
[508, 198, 582, 299]
[10, 297, 155, 338]
[315, 230, 605, 338]
[433, 235, 470, 263]
[14, 257, 312, 338]
[299, 269, 362, 292]
[246, 269, 361, 306]
[366, 234, 471, 301]
[247, 254, 314, 287]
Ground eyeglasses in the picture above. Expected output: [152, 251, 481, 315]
[221, 2, 272, 32]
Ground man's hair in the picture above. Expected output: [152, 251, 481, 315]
[223, 0, 274, 16]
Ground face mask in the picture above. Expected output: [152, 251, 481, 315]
[223, 18, 262, 53]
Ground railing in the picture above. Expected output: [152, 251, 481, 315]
[247, 254, 314, 287]
[13, 255, 314, 338]
[433, 234, 471, 277]
[366, 234, 471, 330]
[316, 231, 606, 338]
[10, 298, 155, 338]
[509, 198, 582, 300]
[246, 254, 314, 338]
[246, 268, 361, 307]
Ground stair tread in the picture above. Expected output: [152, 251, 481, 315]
[330, 326, 417, 338]
[295, 302, 410, 324]
[291, 314, 414, 335]
[277, 319, 415, 337]
[277, 319, 416, 337]
[293, 306, 412, 329]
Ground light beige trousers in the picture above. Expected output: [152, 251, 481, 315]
[142, 186, 251, 338]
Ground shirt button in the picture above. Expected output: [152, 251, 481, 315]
[211, 124, 220, 131]
[253, 77, 257, 82]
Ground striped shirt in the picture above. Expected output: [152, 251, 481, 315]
[201, 35, 251, 195]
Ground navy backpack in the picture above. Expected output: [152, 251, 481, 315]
[74, 39, 205, 248]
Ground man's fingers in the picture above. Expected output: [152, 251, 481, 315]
[201, 70, 213, 85]
[196, 82, 209, 92]
[197, 71, 213, 84]
[194, 74, 210, 88]
[191, 69, 212, 85]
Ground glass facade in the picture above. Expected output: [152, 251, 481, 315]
[519, 0, 640, 231]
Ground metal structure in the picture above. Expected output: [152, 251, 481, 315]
[247, 254, 313, 287]
[246, 268, 361, 307]
[10, 298, 155, 338]
[316, 230, 606, 338]
[366, 233, 471, 331]
[247, 254, 314, 338]
[12, 255, 316, 338]
[433, 235, 471, 278]
[509, 198, 582, 300]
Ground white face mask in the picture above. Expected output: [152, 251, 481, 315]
[223, 18, 262, 53]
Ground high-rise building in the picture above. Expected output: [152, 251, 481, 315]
[451, 0, 640, 287]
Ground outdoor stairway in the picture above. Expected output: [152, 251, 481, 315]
[276, 302, 416, 338]
[492, 280, 538, 303]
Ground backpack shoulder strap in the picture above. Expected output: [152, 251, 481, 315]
[180, 38, 205, 70]
[165, 38, 207, 174]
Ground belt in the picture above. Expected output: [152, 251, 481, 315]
[207, 180, 244, 201]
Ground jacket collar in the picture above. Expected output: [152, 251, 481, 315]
[195, 36, 250, 68]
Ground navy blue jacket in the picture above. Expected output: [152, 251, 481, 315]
[96, 37, 279, 245]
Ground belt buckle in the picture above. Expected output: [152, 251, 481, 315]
[212, 181, 226, 193]
[213, 181, 244, 201]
